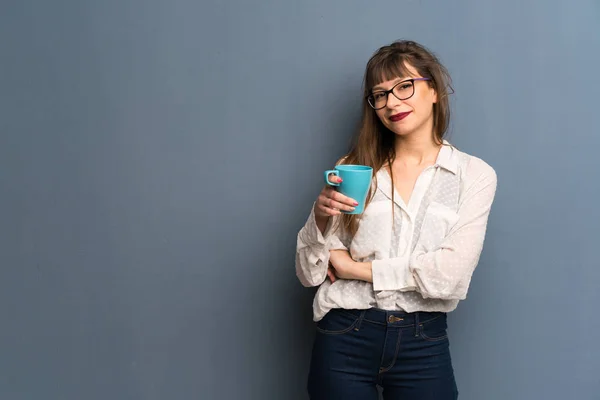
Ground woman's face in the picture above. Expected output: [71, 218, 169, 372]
[372, 63, 437, 138]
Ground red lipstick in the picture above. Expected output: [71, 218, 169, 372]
[390, 112, 411, 122]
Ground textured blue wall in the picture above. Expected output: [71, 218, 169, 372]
[1, 0, 598, 398]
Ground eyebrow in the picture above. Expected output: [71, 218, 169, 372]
[372, 77, 412, 91]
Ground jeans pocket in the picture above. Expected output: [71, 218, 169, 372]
[315, 309, 361, 335]
[419, 314, 449, 342]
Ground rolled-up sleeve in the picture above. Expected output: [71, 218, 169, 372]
[295, 206, 348, 287]
[371, 257, 417, 292]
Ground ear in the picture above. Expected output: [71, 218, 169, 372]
[431, 87, 438, 104]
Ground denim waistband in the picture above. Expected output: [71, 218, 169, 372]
[335, 308, 445, 327]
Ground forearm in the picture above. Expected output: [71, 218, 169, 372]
[331, 256, 374, 283]
[349, 261, 373, 282]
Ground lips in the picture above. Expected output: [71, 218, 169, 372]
[389, 111, 412, 122]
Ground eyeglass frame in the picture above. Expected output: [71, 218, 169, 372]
[366, 78, 431, 110]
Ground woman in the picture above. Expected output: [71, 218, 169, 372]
[295, 40, 497, 399]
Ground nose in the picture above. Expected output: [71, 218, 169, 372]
[386, 92, 402, 109]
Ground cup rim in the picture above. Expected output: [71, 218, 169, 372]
[335, 165, 373, 171]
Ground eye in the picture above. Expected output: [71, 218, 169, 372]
[398, 83, 412, 90]
[372, 92, 386, 100]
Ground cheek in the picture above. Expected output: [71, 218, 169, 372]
[422, 101, 435, 116]
[409, 99, 432, 116]
[375, 111, 391, 128]
[375, 110, 386, 121]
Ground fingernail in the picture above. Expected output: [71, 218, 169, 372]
[349, 207, 355, 211]
[338, 178, 343, 182]
[353, 201, 359, 206]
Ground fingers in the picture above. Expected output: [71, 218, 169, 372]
[326, 187, 359, 208]
[314, 176, 360, 218]
[327, 267, 336, 283]
[317, 193, 356, 214]
[327, 174, 343, 185]
[316, 202, 341, 217]
[316, 186, 359, 216]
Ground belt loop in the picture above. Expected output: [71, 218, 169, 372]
[414, 312, 420, 337]
[354, 310, 366, 332]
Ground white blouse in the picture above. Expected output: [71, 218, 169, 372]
[295, 143, 498, 321]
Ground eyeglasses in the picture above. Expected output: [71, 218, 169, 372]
[366, 78, 431, 110]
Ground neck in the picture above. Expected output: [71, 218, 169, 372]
[393, 131, 441, 166]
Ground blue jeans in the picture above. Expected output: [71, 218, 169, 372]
[307, 308, 458, 399]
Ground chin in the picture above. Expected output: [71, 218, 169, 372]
[386, 124, 413, 137]
[393, 131, 414, 138]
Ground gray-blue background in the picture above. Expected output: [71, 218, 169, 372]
[2, 0, 599, 399]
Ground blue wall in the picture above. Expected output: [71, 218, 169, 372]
[1, 0, 598, 399]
